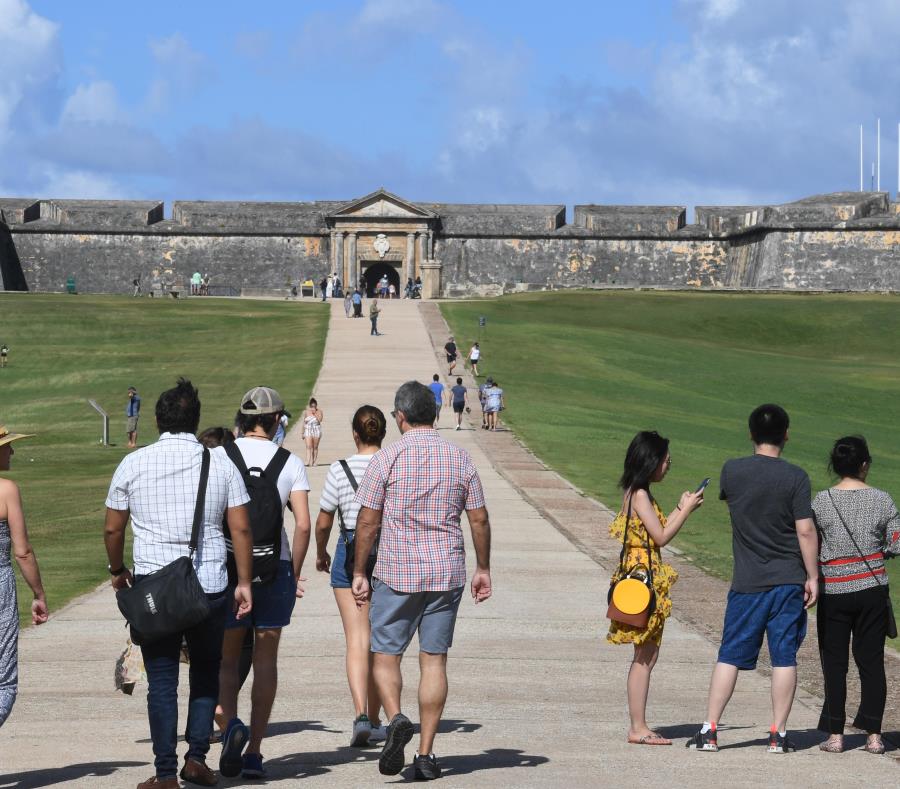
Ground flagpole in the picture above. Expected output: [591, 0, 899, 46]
[877, 118, 881, 191]
[860, 124, 864, 191]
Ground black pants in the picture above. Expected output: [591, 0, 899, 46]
[817, 585, 888, 734]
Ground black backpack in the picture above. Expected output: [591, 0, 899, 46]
[223, 442, 290, 585]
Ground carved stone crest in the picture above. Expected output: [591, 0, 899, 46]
[373, 233, 391, 259]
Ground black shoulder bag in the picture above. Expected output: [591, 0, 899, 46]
[337, 459, 378, 582]
[827, 490, 897, 639]
[116, 448, 213, 645]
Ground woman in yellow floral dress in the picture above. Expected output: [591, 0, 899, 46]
[608, 431, 704, 745]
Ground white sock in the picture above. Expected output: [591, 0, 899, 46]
[700, 722, 713, 734]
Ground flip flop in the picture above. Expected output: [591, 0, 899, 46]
[628, 732, 672, 745]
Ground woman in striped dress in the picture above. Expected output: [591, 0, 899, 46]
[0, 425, 49, 728]
[813, 436, 900, 755]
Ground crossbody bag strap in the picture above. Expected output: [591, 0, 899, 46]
[189, 447, 211, 558]
[827, 489, 885, 587]
[618, 496, 633, 571]
[336, 459, 359, 546]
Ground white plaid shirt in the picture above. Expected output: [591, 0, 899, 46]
[105, 432, 249, 593]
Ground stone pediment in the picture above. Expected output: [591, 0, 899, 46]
[328, 188, 437, 221]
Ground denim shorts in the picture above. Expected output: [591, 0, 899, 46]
[369, 578, 464, 655]
[225, 559, 296, 630]
[717, 585, 807, 670]
[330, 537, 352, 589]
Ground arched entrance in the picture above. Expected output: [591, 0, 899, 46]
[363, 261, 401, 297]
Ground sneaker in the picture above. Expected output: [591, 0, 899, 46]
[219, 717, 249, 778]
[455, 425, 461, 431]
[379, 713, 415, 776]
[369, 723, 388, 744]
[767, 730, 794, 753]
[413, 752, 442, 781]
[241, 752, 266, 779]
[351, 714, 372, 747]
[685, 727, 718, 752]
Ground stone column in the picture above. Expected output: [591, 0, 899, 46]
[406, 232, 416, 282]
[330, 230, 337, 274]
[426, 229, 434, 259]
[334, 230, 344, 280]
[347, 232, 358, 289]
[417, 232, 427, 274]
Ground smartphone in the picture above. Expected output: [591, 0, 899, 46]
[696, 477, 711, 494]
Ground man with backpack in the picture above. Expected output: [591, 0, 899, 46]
[217, 386, 311, 779]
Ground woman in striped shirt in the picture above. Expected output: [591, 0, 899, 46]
[813, 436, 900, 755]
[314, 405, 388, 748]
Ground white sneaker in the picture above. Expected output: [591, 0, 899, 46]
[455, 425, 461, 431]
[368, 723, 388, 743]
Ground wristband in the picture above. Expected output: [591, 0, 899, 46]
[108, 564, 126, 576]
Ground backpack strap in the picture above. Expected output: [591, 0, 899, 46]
[336, 459, 359, 546]
[223, 441, 249, 478]
[264, 447, 291, 480]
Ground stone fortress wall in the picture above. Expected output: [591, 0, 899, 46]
[2, 189, 900, 296]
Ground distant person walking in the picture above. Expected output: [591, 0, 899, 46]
[315, 406, 388, 748]
[484, 380, 504, 431]
[104, 378, 254, 789]
[369, 298, 382, 336]
[0, 425, 48, 729]
[132, 276, 142, 297]
[444, 337, 457, 375]
[478, 377, 492, 430]
[607, 431, 703, 745]
[320, 277, 328, 302]
[687, 404, 819, 754]
[428, 374, 445, 427]
[0, 345, 7, 369]
[217, 387, 311, 779]
[467, 342, 480, 377]
[344, 291, 353, 318]
[351, 381, 492, 780]
[813, 436, 900, 755]
[450, 378, 468, 430]
[302, 398, 324, 467]
[126, 386, 141, 449]
[352, 289, 363, 318]
[191, 271, 202, 296]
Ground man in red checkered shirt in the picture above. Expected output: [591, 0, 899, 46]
[352, 380, 492, 781]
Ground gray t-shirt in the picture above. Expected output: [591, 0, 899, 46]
[719, 454, 814, 593]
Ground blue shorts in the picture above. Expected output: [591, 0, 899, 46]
[717, 585, 807, 670]
[330, 537, 352, 589]
[225, 560, 296, 630]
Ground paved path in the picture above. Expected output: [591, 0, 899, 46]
[1, 299, 897, 787]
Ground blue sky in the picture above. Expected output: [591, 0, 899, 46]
[2, 0, 898, 213]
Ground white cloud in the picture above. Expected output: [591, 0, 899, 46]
[39, 167, 125, 199]
[61, 81, 123, 124]
[356, 0, 443, 30]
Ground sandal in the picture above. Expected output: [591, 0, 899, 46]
[818, 735, 843, 753]
[628, 732, 672, 746]
[864, 734, 885, 754]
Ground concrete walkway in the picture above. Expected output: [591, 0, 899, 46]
[1, 298, 897, 787]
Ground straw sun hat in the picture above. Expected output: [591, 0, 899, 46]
[0, 425, 35, 447]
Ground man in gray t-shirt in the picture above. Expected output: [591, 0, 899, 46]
[687, 404, 818, 755]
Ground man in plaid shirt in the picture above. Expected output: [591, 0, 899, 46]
[352, 380, 492, 781]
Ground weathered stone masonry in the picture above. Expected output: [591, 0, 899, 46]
[2, 189, 899, 295]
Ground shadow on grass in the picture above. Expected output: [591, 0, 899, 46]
[0, 760, 146, 788]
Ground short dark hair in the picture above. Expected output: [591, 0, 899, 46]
[619, 431, 669, 492]
[456, 377, 463, 385]
[433, 374, 440, 381]
[198, 426, 235, 449]
[237, 411, 279, 436]
[828, 435, 871, 479]
[394, 381, 436, 426]
[352, 405, 387, 447]
[156, 378, 201, 435]
[748, 404, 789, 446]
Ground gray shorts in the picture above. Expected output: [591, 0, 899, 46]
[126, 416, 139, 433]
[369, 578, 464, 655]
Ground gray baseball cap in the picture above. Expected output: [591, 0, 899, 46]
[239, 386, 285, 415]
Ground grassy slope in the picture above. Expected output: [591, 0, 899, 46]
[0, 294, 328, 624]
[442, 291, 900, 634]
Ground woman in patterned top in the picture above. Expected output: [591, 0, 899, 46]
[607, 431, 704, 745]
[813, 436, 900, 755]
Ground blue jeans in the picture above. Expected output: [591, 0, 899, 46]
[140, 588, 229, 778]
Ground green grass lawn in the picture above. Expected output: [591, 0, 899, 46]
[0, 294, 328, 625]
[442, 290, 900, 638]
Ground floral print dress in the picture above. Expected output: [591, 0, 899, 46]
[606, 500, 678, 646]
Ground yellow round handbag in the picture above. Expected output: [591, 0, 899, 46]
[611, 567, 652, 615]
